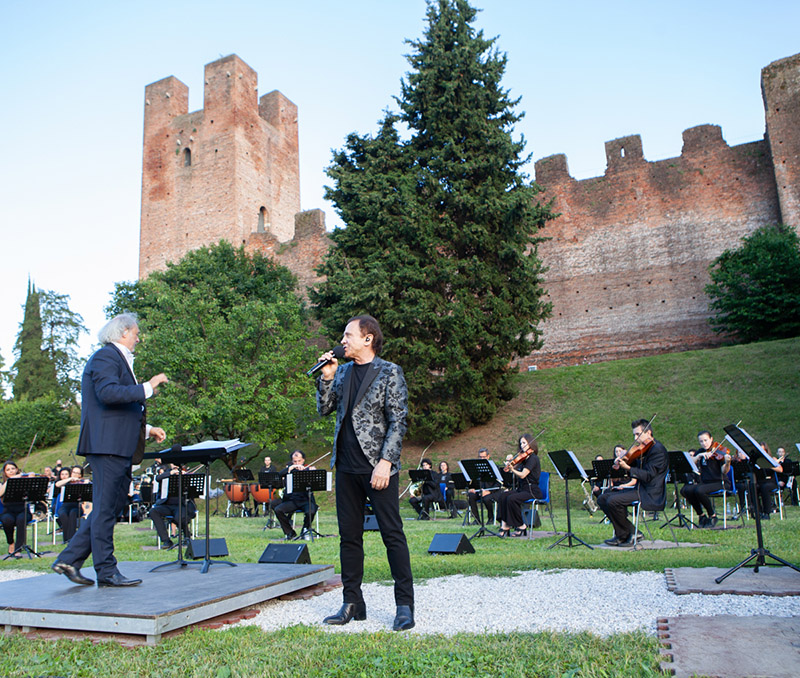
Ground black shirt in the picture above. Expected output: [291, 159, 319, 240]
[336, 362, 375, 474]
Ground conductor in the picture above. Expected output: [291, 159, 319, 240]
[52, 313, 167, 587]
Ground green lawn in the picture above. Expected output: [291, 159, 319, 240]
[2, 337, 798, 677]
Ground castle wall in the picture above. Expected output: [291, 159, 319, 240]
[529, 126, 780, 368]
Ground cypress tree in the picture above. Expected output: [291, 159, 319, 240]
[12, 279, 59, 401]
[313, 0, 555, 440]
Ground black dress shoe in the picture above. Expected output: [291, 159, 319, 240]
[160, 540, 175, 550]
[323, 602, 367, 625]
[96, 572, 143, 587]
[52, 561, 93, 586]
[392, 605, 415, 631]
[604, 536, 623, 546]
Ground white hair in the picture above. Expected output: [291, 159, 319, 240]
[98, 313, 139, 344]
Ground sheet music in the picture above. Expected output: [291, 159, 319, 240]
[682, 451, 701, 475]
[457, 459, 503, 485]
[739, 426, 779, 468]
[175, 439, 250, 452]
[567, 450, 588, 480]
[724, 434, 747, 459]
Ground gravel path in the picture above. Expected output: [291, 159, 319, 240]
[3, 568, 798, 637]
[234, 569, 800, 636]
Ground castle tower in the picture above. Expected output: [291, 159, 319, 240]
[139, 55, 303, 277]
[762, 53, 800, 230]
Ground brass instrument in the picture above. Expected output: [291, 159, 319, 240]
[410, 482, 423, 497]
[580, 479, 598, 514]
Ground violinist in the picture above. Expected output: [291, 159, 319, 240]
[497, 434, 542, 538]
[681, 432, 731, 528]
[597, 419, 668, 546]
[0, 461, 32, 557]
[274, 450, 318, 540]
[466, 448, 502, 524]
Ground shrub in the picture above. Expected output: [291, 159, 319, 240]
[0, 397, 69, 459]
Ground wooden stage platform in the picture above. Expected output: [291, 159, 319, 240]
[0, 560, 334, 644]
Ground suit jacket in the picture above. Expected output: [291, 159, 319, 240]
[630, 440, 669, 511]
[77, 343, 148, 460]
[317, 357, 408, 474]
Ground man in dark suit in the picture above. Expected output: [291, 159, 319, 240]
[597, 418, 668, 546]
[52, 313, 167, 587]
[316, 315, 415, 631]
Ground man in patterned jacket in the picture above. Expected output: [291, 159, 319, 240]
[316, 314, 415, 631]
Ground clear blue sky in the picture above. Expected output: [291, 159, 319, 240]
[1, 0, 798, 375]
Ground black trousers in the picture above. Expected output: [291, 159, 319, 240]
[498, 489, 535, 529]
[335, 470, 413, 607]
[467, 489, 501, 523]
[149, 502, 195, 543]
[409, 491, 439, 517]
[57, 454, 131, 579]
[597, 488, 638, 539]
[274, 498, 316, 538]
[1, 503, 29, 551]
[57, 502, 81, 542]
[680, 481, 723, 517]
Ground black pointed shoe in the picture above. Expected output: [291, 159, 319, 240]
[51, 560, 93, 586]
[96, 572, 142, 587]
[392, 604, 415, 631]
[323, 602, 367, 625]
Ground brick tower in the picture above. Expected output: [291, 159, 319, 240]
[139, 54, 325, 279]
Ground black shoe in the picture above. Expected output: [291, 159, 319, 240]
[760, 512, 771, 520]
[511, 528, 527, 538]
[392, 605, 415, 631]
[323, 602, 367, 625]
[708, 516, 718, 528]
[96, 572, 143, 587]
[284, 531, 298, 540]
[160, 540, 175, 550]
[604, 536, 624, 546]
[698, 515, 709, 528]
[52, 561, 93, 586]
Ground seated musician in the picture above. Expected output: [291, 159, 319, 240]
[274, 450, 318, 539]
[149, 464, 197, 549]
[680, 431, 731, 528]
[55, 465, 89, 543]
[409, 458, 440, 520]
[437, 461, 459, 518]
[775, 447, 798, 506]
[597, 419, 668, 546]
[0, 461, 32, 557]
[497, 434, 542, 538]
[466, 448, 503, 524]
[755, 442, 783, 519]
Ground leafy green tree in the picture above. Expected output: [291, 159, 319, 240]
[706, 223, 800, 342]
[39, 289, 87, 405]
[12, 279, 59, 401]
[312, 0, 554, 440]
[108, 242, 323, 453]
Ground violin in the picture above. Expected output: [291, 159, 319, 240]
[708, 441, 731, 461]
[614, 414, 657, 468]
[504, 428, 546, 471]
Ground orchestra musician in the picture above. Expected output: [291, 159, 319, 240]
[273, 450, 318, 540]
[438, 460, 458, 518]
[55, 465, 90, 543]
[681, 431, 731, 528]
[497, 434, 543, 537]
[408, 458, 439, 520]
[596, 419, 668, 547]
[0, 461, 32, 557]
[466, 448, 502, 524]
[149, 463, 197, 549]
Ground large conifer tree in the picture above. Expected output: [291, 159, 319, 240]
[12, 279, 59, 401]
[313, 0, 554, 440]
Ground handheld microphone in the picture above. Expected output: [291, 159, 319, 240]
[306, 345, 345, 377]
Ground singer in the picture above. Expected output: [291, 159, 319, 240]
[52, 313, 168, 588]
[316, 314, 415, 631]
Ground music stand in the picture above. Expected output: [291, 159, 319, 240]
[2, 476, 48, 559]
[145, 439, 250, 574]
[408, 469, 434, 519]
[715, 425, 800, 584]
[150, 473, 205, 572]
[459, 458, 503, 539]
[62, 483, 93, 504]
[285, 469, 331, 542]
[661, 451, 699, 530]
[547, 450, 592, 550]
[258, 471, 284, 530]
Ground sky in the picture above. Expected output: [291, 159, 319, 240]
[2, 0, 799, 378]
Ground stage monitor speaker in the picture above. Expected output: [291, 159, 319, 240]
[427, 533, 475, 555]
[186, 538, 229, 559]
[363, 515, 380, 531]
[259, 543, 311, 564]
